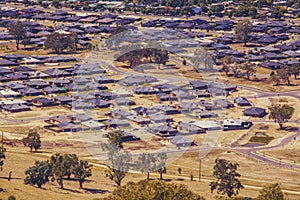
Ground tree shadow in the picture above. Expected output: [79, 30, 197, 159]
[282, 126, 299, 131]
[84, 188, 109, 194]
[62, 188, 81, 193]
[0, 176, 23, 180]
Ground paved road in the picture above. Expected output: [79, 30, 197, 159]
[233, 132, 300, 169]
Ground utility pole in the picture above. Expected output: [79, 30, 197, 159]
[199, 158, 201, 182]
[1, 131, 3, 150]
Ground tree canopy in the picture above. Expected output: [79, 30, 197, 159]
[24, 161, 52, 188]
[22, 129, 41, 152]
[102, 179, 205, 200]
[269, 104, 294, 129]
[210, 159, 244, 198]
[7, 21, 28, 50]
[44, 32, 77, 54]
[256, 183, 285, 200]
[235, 20, 253, 46]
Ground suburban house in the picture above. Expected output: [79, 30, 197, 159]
[234, 97, 252, 106]
[222, 119, 253, 131]
[177, 121, 205, 134]
[31, 97, 58, 107]
[243, 107, 267, 117]
[148, 113, 173, 123]
[148, 125, 178, 137]
[193, 120, 221, 131]
[2, 103, 31, 112]
[170, 135, 195, 147]
[126, 115, 151, 126]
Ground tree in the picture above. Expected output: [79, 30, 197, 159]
[73, 160, 92, 189]
[102, 180, 205, 200]
[241, 63, 256, 80]
[210, 159, 244, 198]
[44, 32, 77, 54]
[235, 20, 252, 46]
[50, 153, 67, 189]
[269, 104, 294, 129]
[256, 183, 285, 200]
[190, 48, 214, 72]
[277, 68, 291, 85]
[24, 161, 52, 188]
[107, 131, 124, 149]
[136, 153, 156, 180]
[7, 21, 28, 50]
[107, 150, 131, 186]
[8, 195, 16, 200]
[0, 147, 5, 171]
[222, 55, 234, 76]
[270, 73, 280, 86]
[22, 129, 41, 152]
[156, 152, 167, 180]
[231, 63, 241, 78]
[288, 64, 300, 79]
[62, 154, 78, 179]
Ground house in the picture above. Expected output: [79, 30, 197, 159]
[68, 101, 93, 110]
[261, 61, 283, 70]
[148, 113, 173, 123]
[214, 99, 234, 109]
[94, 76, 116, 84]
[152, 105, 181, 115]
[111, 109, 132, 118]
[192, 90, 211, 97]
[114, 97, 136, 106]
[119, 133, 141, 142]
[243, 107, 267, 118]
[234, 97, 251, 106]
[134, 86, 158, 95]
[81, 120, 106, 130]
[177, 121, 205, 134]
[54, 95, 72, 104]
[19, 87, 43, 96]
[43, 68, 71, 77]
[196, 110, 218, 118]
[2, 103, 30, 112]
[171, 90, 195, 100]
[222, 119, 253, 131]
[105, 118, 131, 128]
[55, 123, 82, 132]
[94, 99, 112, 108]
[120, 75, 157, 86]
[193, 120, 221, 131]
[43, 86, 65, 94]
[126, 115, 151, 126]
[46, 115, 71, 125]
[190, 80, 209, 90]
[48, 78, 70, 86]
[176, 102, 199, 112]
[107, 130, 140, 142]
[97, 92, 117, 100]
[156, 93, 177, 102]
[5, 82, 27, 91]
[68, 113, 92, 124]
[0, 89, 21, 98]
[24, 79, 49, 89]
[132, 106, 149, 116]
[148, 125, 178, 137]
[171, 135, 194, 147]
[31, 97, 58, 107]
[0, 59, 18, 66]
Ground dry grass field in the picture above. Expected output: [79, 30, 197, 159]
[1, 143, 300, 200]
